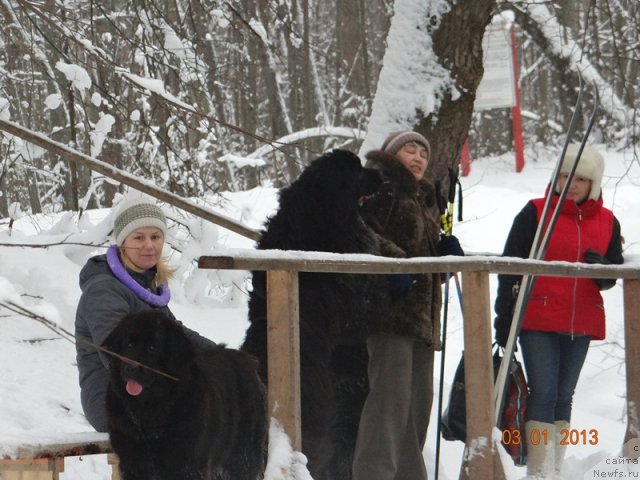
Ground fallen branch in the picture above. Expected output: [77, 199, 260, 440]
[0, 301, 178, 382]
[0, 241, 107, 249]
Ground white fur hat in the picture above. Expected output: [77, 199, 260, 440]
[113, 196, 167, 245]
[559, 143, 604, 201]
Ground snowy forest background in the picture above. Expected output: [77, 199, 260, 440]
[0, 0, 638, 219]
[0, 1, 640, 479]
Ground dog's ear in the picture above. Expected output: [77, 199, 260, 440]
[102, 319, 124, 355]
[163, 319, 197, 374]
[101, 313, 138, 363]
[101, 321, 126, 371]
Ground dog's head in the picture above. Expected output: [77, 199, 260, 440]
[102, 310, 196, 399]
[298, 149, 382, 204]
[259, 149, 383, 252]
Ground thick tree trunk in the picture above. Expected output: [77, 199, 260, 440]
[420, 0, 496, 192]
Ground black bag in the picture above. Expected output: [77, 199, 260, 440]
[441, 347, 528, 466]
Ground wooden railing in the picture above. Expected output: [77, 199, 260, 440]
[199, 251, 640, 480]
[0, 433, 116, 480]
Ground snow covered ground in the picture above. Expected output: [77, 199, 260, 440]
[1, 145, 639, 479]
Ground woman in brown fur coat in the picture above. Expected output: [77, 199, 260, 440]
[352, 131, 463, 480]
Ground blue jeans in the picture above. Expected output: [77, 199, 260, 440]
[519, 330, 590, 423]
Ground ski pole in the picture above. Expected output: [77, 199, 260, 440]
[434, 167, 463, 480]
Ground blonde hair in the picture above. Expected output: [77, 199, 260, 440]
[118, 246, 176, 288]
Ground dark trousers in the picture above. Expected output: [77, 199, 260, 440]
[352, 333, 434, 480]
[519, 330, 590, 423]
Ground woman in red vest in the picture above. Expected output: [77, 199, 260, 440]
[494, 144, 623, 478]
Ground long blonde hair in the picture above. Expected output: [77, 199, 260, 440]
[118, 246, 176, 288]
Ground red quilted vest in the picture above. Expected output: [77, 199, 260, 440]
[521, 195, 614, 340]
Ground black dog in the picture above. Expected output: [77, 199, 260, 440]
[103, 310, 268, 480]
[241, 149, 389, 480]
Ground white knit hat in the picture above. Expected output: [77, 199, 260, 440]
[113, 197, 167, 245]
[558, 143, 604, 201]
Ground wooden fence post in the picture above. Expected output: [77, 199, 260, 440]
[267, 270, 302, 450]
[623, 279, 640, 455]
[458, 271, 505, 480]
[0, 458, 64, 480]
[107, 453, 121, 480]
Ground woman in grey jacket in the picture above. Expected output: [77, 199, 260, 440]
[75, 196, 213, 432]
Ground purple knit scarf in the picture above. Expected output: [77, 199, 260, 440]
[106, 245, 171, 307]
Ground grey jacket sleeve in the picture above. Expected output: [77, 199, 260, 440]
[182, 325, 217, 350]
[76, 274, 135, 369]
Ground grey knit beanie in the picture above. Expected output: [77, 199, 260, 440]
[559, 143, 604, 201]
[381, 130, 431, 159]
[113, 197, 167, 245]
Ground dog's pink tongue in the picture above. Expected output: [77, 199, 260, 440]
[125, 379, 143, 396]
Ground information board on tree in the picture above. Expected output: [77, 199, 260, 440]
[475, 24, 516, 111]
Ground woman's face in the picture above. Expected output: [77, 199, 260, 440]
[121, 227, 165, 271]
[396, 141, 428, 181]
[556, 173, 592, 204]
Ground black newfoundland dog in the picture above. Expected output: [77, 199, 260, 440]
[241, 149, 389, 480]
[103, 310, 268, 480]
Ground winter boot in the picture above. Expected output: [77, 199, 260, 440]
[554, 420, 570, 478]
[523, 420, 555, 479]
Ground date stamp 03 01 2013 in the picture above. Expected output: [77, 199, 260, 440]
[501, 428, 600, 446]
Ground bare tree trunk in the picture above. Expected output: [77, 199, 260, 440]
[254, 0, 298, 180]
[301, 0, 314, 131]
[358, 0, 372, 104]
[61, 20, 80, 211]
[334, 0, 352, 126]
[27, 171, 42, 214]
[239, 0, 261, 189]
[293, 0, 318, 159]
[335, 0, 368, 125]
[557, 0, 580, 37]
[0, 189, 7, 217]
[189, 0, 229, 127]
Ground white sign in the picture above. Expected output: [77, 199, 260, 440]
[475, 24, 516, 111]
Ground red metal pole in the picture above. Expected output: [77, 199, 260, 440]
[510, 25, 525, 172]
[460, 139, 471, 177]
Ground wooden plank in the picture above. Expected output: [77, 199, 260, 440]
[0, 442, 117, 480]
[0, 457, 63, 480]
[624, 279, 640, 457]
[266, 270, 302, 450]
[0, 435, 111, 461]
[199, 253, 639, 279]
[458, 271, 505, 480]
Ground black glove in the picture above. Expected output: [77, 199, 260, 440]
[388, 274, 416, 300]
[583, 249, 610, 265]
[494, 316, 511, 348]
[583, 249, 616, 290]
[437, 234, 464, 257]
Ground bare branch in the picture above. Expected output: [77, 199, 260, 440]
[0, 301, 179, 382]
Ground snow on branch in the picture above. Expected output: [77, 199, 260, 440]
[521, 3, 636, 137]
[221, 127, 367, 168]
